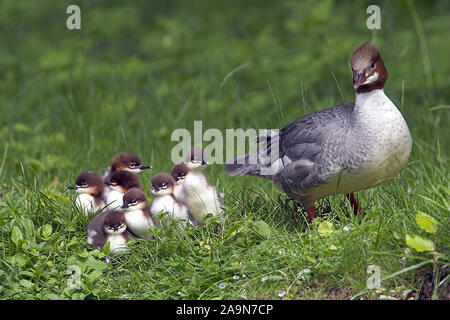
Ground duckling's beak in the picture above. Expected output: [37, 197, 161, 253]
[65, 185, 76, 190]
[139, 165, 152, 170]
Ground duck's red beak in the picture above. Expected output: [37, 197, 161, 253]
[353, 71, 366, 91]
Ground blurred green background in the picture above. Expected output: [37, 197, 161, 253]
[0, 0, 448, 300]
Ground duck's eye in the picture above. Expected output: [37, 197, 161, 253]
[131, 200, 138, 205]
[109, 180, 117, 186]
[370, 62, 375, 69]
[80, 183, 88, 188]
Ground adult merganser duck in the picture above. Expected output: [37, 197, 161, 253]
[226, 43, 412, 220]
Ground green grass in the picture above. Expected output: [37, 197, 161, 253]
[0, 0, 449, 300]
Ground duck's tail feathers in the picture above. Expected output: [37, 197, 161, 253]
[224, 129, 282, 178]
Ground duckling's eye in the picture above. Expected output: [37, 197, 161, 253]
[128, 162, 137, 168]
[370, 62, 375, 69]
[80, 183, 88, 188]
[131, 199, 138, 205]
[109, 180, 117, 186]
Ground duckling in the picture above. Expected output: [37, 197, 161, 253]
[87, 209, 132, 255]
[121, 187, 155, 237]
[182, 147, 225, 225]
[150, 173, 192, 227]
[102, 152, 152, 181]
[104, 170, 142, 210]
[66, 171, 106, 216]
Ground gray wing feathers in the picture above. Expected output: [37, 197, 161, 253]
[87, 211, 107, 250]
[225, 152, 260, 176]
[280, 160, 321, 195]
[279, 103, 355, 193]
[225, 103, 355, 196]
[225, 129, 280, 177]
